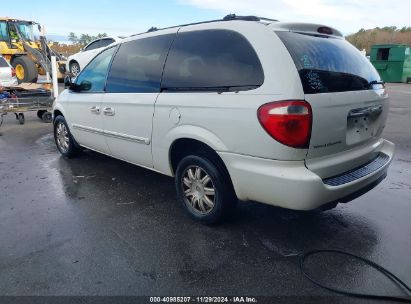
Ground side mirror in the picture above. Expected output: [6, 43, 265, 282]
[66, 78, 91, 92]
[80, 81, 92, 91]
[64, 75, 80, 91]
[64, 75, 72, 88]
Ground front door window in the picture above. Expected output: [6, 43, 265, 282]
[75, 47, 116, 92]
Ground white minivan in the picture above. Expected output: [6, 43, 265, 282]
[53, 15, 394, 223]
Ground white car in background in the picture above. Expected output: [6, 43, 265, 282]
[67, 37, 120, 76]
[0, 56, 18, 87]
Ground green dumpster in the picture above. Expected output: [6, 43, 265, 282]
[370, 44, 411, 83]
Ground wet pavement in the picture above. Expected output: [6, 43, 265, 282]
[0, 84, 410, 302]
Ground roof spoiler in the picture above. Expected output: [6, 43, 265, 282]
[269, 22, 343, 38]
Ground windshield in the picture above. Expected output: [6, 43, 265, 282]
[276, 31, 382, 94]
[17, 22, 36, 41]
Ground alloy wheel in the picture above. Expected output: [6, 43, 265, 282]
[70, 64, 80, 77]
[182, 166, 216, 215]
[56, 122, 70, 153]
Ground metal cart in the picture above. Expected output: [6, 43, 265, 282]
[0, 87, 54, 126]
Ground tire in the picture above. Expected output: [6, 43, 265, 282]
[11, 56, 38, 83]
[37, 110, 47, 119]
[175, 155, 236, 224]
[41, 111, 52, 123]
[53, 115, 81, 158]
[69, 61, 81, 77]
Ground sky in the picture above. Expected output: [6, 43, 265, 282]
[1, 0, 410, 41]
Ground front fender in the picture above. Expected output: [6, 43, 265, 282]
[52, 90, 69, 120]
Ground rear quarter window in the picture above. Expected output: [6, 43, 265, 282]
[100, 38, 115, 48]
[276, 31, 381, 94]
[84, 40, 102, 51]
[162, 29, 264, 92]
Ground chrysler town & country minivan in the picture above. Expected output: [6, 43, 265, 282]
[53, 15, 395, 223]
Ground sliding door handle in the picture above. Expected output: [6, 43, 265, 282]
[103, 107, 115, 116]
[90, 106, 100, 114]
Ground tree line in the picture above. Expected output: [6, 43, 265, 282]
[68, 32, 109, 46]
[346, 26, 411, 54]
[49, 32, 110, 57]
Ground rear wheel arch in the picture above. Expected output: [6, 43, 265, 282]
[69, 60, 81, 76]
[171, 138, 237, 224]
[69, 59, 79, 67]
[169, 138, 234, 190]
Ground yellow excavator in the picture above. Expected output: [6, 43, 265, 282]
[0, 17, 66, 83]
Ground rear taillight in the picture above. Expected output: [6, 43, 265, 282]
[258, 101, 312, 148]
[11, 68, 16, 78]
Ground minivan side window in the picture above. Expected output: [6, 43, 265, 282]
[75, 47, 116, 92]
[162, 30, 264, 92]
[105, 34, 174, 93]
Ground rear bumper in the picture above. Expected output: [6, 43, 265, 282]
[218, 139, 395, 210]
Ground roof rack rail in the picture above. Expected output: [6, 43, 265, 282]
[139, 14, 278, 36]
[223, 14, 278, 22]
[147, 27, 158, 33]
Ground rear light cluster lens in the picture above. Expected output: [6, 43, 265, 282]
[11, 68, 16, 78]
[258, 101, 312, 148]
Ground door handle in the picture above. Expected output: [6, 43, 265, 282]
[90, 106, 100, 114]
[103, 107, 115, 116]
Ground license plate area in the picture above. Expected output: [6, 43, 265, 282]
[346, 105, 382, 145]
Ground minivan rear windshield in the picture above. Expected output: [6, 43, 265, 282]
[276, 31, 381, 94]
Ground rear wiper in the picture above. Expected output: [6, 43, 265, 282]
[369, 80, 385, 87]
[161, 85, 259, 93]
